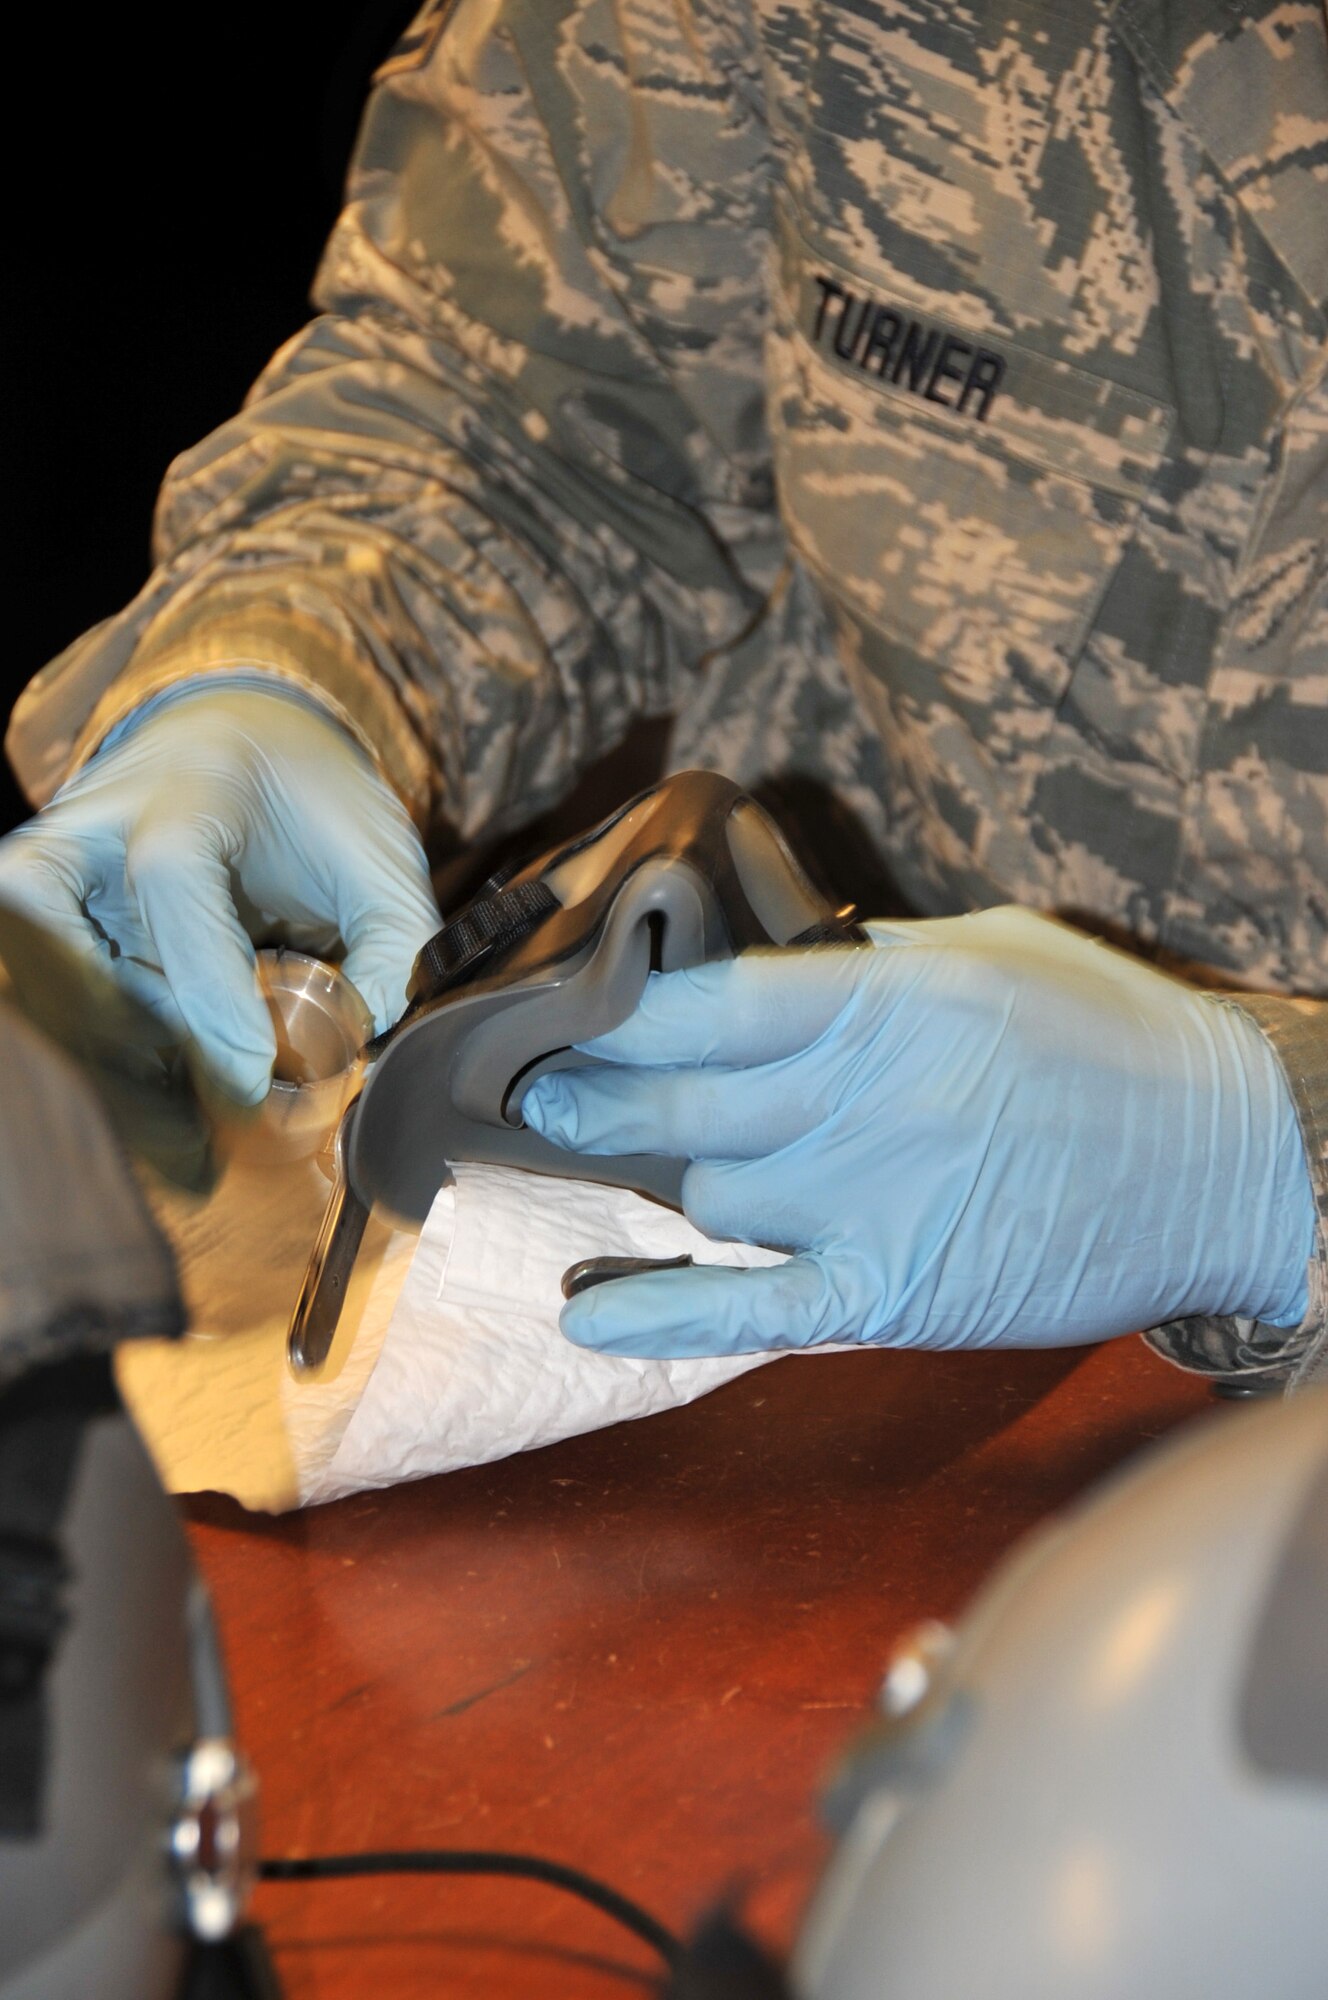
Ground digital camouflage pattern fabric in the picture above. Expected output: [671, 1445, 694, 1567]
[8, 0, 1328, 1381]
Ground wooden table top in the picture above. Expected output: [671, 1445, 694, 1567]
[185, 1337, 1215, 1999]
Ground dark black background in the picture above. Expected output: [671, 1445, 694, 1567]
[6, 2, 899, 908]
[4, 1, 423, 834]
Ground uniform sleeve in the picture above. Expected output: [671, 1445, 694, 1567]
[6, 0, 779, 840]
[1146, 995, 1328, 1393]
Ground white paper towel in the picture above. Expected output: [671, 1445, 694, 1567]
[309, 1160, 788, 1504]
[118, 1156, 789, 1511]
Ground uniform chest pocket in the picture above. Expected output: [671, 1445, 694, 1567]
[769, 211, 1175, 743]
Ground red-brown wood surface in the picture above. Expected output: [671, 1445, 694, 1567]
[185, 1338, 1214, 1998]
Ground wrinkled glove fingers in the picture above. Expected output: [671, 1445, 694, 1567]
[558, 1253, 842, 1358]
[127, 815, 276, 1106]
[243, 716, 439, 1035]
[0, 830, 183, 1028]
[322, 808, 441, 1035]
[679, 1154, 821, 1250]
[0, 827, 109, 960]
[523, 1058, 818, 1161]
[578, 951, 865, 1068]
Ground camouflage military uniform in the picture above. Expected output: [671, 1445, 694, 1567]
[7, 0, 1328, 1383]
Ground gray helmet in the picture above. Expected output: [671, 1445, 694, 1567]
[795, 1390, 1328, 2000]
[0, 1366, 261, 2000]
[0, 945, 262, 2000]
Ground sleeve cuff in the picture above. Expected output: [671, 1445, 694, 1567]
[9, 575, 437, 828]
[1145, 992, 1328, 1393]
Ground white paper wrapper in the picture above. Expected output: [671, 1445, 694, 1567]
[118, 1156, 788, 1512]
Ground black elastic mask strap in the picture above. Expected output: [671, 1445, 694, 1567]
[413, 878, 560, 996]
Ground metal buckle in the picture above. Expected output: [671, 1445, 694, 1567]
[170, 1737, 260, 1941]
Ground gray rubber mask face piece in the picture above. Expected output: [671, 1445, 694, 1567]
[357, 768, 862, 1216]
[288, 770, 865, 1372]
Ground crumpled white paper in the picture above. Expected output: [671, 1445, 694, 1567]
[311, 1160, 788, 1504]
[118, 1156, 789, 1512]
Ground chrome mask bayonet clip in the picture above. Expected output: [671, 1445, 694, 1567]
[286, 1100, 373, 1375]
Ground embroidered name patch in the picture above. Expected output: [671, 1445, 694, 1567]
[811, 275, 1007, 422]
[777, 201, 1173, 496]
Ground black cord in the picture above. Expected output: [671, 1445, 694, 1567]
[259, 1848, 683, 1969]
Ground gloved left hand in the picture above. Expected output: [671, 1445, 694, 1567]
[0, 682, 439, 1106]
[521, 908, 1317, 1358]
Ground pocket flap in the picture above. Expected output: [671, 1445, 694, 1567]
[1110, 0, 1328, 314]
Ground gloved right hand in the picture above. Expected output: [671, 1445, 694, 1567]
[523, 909, 1317, 1359]
[0, 684, 440, 1105]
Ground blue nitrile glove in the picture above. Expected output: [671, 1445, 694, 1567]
[0, 682, 439, 1105]
[521, 908, 1317, 1358]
